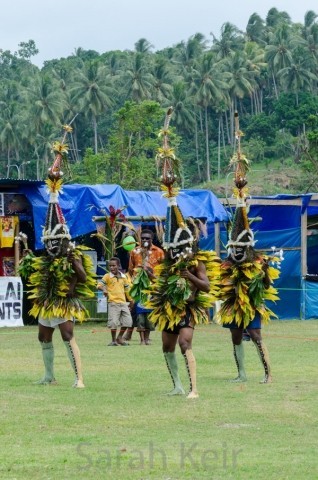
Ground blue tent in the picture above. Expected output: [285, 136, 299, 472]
[19, 183, 228, 249]
[17, 184, 318, 320]
[221, 194, 318, 320]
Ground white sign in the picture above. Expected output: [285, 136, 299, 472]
[0, 276, 23, 327]
[97, 290, 107, 313]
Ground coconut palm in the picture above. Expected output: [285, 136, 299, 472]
[211, 22, 245, 60]
[70, 61, 114, 153]
[244, 42, 267, 114]
[265, 23, 303, 98]
[173, 33, 208, 76]
[0, 95, 25, 177]
[192, 52, 230, 181]
[150, 56, 173, 104]
[23, 72, 66, 132]
[266, 8, 291, 28]
[246, 13, 266, 45]
[122, 52, 154, 103]
[277, 61, 317, 104]
[134, 38, 154, 54]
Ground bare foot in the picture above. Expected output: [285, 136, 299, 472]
[260, 374, 272, 384]
[187, 391, 199, 399]
[73, 380, 85, 388]
[116, 338, 129, 346]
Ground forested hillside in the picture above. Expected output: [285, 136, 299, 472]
[1, 7, 318, 195]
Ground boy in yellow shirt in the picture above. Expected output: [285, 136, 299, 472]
[97, 257, 134, 346]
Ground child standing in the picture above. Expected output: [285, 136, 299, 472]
[97, 257, 134, 346]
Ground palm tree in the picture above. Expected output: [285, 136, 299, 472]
[246, 13, 266, 45]
[265, 23, 301, 98]
[173, 33, 208, 76]
[266, 8, 291, 28]
[70, 61, 114, 153]
[122, 52, 154, 103]
[277, 62, 317, 105]
[300, 12, 318, 74]
[211, 22, 245, 60]
[23, 72, 66, 132]
[169, 81, 199, 178]
[104, 51, 125, 79]
[244, 42, 267, 114]
[226, 51, 258, 109]
[33, 125, 59, 179]
[134, 38, 154, 53]
[192, 53, 230, 181]
[150, 56, 173, 104]
[0, 104, 22, 177]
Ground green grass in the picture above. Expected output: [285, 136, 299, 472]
[1, 320, 318, 480]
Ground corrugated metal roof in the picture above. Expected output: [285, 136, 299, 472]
[0, 178, 44, 187]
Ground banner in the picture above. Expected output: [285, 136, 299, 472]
[0, 216, 18, 248]
[0, 276, 23, 327]
[97, 290, 107, 313]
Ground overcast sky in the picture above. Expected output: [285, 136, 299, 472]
[1, 1, 317, 67]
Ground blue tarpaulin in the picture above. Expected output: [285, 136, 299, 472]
[221, 194, 318, 320]
[17, 186, 318, 320]
[19, 183, 228, 249]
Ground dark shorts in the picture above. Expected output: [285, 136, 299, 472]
[163, 308, 194, 335]
[222, 312, 261, 330]
[130, 304, 138, 328]
[136, 313, 155, 331]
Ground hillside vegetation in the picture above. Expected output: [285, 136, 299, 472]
[1, 8, 318, 194]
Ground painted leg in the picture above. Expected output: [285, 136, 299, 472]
[183, 349, 199, 399]
[164, 352, 185, 395]
[64, 338, 85, 388]
[34, 342, 57, 385]
[253, 340, 272, 384]
[231, 343, 247, 382]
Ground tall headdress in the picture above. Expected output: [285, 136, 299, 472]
[226, 112, 255, 263]
[41, 125, 73, 256]
[156, 107, 194, 256]
[216, 112, 281, 327]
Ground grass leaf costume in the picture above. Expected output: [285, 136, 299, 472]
[216, 112, 281, 328]
[19, 126, 95, 322]
[145, 107, 220, 330]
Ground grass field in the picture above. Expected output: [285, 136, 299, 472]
[1, 320, 318, 480]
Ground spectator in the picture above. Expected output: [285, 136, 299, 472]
[97, 257, 134, 346]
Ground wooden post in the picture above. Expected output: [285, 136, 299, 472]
[300, 207, 308, 277]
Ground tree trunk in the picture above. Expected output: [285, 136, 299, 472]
[205, 106, 210, 182]
[93, 115, 98, 154]
[194, 119, 201, 181]
[217, 116, 221, 180]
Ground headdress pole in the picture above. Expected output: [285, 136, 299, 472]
[41, 123, 75, 254]
[156, 107, 193, 253]
[227, 112, 255, 262]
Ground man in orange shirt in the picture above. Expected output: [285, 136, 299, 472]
[125, 229, 164, 343]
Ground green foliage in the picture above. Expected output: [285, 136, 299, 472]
[17, 40, 39, 59]
[129, 268, 150, 303]
[273, 92, 318, 134]
[244, 137, 266, 163]
[71, 148, 109, 184]
[1, 12, 318, 191]
[297, 114, 318, 192]
[103, 100, 173, 189]
[244, 113, 277, 145]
